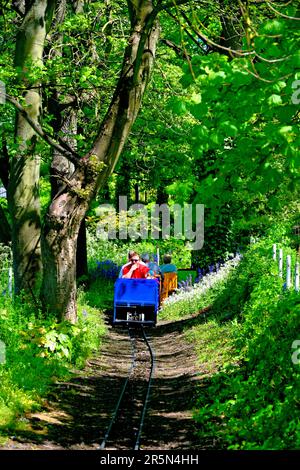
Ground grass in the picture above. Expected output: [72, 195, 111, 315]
[83, 278, 115, 310]
[188, 240, 300, 449]
[159, 257, 240, 321]
[185, 319, 237, 377]
[159, 240, 300, 448]
[177, 269, 197, 284]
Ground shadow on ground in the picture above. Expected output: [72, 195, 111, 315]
[2, 310, 213, 450]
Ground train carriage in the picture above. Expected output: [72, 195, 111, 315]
[113, 278, 159, 325]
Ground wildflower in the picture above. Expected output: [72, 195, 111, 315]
[162, 254, 241, 309]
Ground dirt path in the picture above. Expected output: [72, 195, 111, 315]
[1, 313, 209, 450]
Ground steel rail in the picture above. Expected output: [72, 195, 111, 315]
[99, 327, 137, 449]
[134, 325, 156, 451]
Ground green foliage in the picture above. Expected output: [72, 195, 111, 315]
[192, 238, 300, 449]
[39, 177, 51, 217]
[161, 5, 300, 266]
[159, 280, 225, 321]
[87, 230, 192, 269]
[83, 278, 115, 311]
[0, 274, 106, 436]
[186, 319, 236, 377]
[192, 206, 235, 269]
[0, 244, 11, 295]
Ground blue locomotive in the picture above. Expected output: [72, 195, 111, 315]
[113, 278, 160, 325]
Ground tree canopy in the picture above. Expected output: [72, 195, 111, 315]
[0, 0, 299, 319]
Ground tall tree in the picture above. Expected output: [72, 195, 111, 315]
[0, 205, 11, 245]
[0, 140, 11, 244]
[8, 0, 56, 293]
[4, 0, 296, 321]
[40, 0, 161, 321]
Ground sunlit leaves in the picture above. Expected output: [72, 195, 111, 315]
[260, 19, 286, 35]
[219, 121, 239, 137]
[267, 94, 282, 106]
[166, 180, 195, 205]
[175, 8, 300, 238]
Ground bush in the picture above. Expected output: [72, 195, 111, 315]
[160, 256, 241, 321]
[87, 232, 192, 270]
[0, 275, 106, 436]
[193, 239, 300, 449]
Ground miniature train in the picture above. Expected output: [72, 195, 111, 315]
[113, 273, 178, 326]
[113, 278, 160, 326]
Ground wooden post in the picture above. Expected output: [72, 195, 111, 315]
[8, 267, 13, 297]
[272, 244, 277, 261]
[279, 249, 283, 278]
[295, 262, 299, 292]
[286, 255, 291, 289]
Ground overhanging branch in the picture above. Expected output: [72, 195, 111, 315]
[1, 92, 81, 167]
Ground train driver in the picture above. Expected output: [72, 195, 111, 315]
[119, 250, 147, 278]
[122, 252, 150, 279]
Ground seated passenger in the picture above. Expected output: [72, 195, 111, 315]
[118, 250, 134, 278]
[119, 250, 146, 278]
[141, 253, 161, 278]
[160, 255, 177, 302]
[159, 254, 177, 276]
[122, 252, 150, 279]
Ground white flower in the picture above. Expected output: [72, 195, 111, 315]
[161, 255, 241, 309]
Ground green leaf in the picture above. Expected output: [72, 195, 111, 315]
[219, 121, 239, 137]
[260, 19, 286, 35]
[267, 94, 282, 106]
[167, 97, 187, 115]
[290, 52, 300, 68]
[278, 125, 295, 142]
[190, 93, 202, 104]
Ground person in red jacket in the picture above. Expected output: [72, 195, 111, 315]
[122, 252, 149, 279]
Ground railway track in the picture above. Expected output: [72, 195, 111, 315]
[99, 325, 155, 450]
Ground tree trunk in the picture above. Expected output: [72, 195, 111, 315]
[134, 183, 140, 203]
[41, 0, 160, 321]
[8, 0, 56, 294]
[115, 158, 132, 205]
[76, 218, 88, 281]
[50, 107, 89, 283]
[0, 205, 11, 245]
[156, 184, 168, 205]
[48, 0, 89, 286]
[41, 190, 88, 321]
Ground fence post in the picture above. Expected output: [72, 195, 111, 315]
[286, 255, 291, 289]
[295, 262, 299, 292]
[272, 244, 277, 261]
[8, 267, 13, 297]
[156, 247, 160, 266]
[279, 249, 283, 278]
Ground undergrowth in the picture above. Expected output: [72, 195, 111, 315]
[0, 280, 106, 439]
[190, 239, 300, 449]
